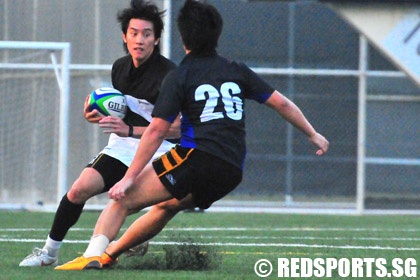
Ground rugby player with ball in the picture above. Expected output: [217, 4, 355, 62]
[19, 0, 179, 267]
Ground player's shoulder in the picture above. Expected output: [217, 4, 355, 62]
[223, 56, 248, 71]
[112, 55, 131, 70]
[223, 58, 256, 80]
[148, 54, 176, 75]
[211, 56, 251, 79]
[207, 54, 249, 74]
[157, 54, 176, 68]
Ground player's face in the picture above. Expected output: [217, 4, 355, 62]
[123, 18, 159, 68]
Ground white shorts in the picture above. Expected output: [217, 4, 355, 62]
[100, 133, 176, 167]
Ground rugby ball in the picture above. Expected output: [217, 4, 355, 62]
[88, 87, 127, 118]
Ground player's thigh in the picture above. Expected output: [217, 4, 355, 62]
[122, 164, 174, 211]
[67, 167, 104, 202]
[87, 153, 128, 191]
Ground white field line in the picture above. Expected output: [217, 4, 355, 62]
[0, 227, 419, 251]
[151, 242, 420, 251]
[0, 238, 419, 251]
[1, 236, 419, 242]
[159, 235, 420, 241]
[0, 227, 419, 232]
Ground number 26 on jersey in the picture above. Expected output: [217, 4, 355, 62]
[195, 82, 243, 122]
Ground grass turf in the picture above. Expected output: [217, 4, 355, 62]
[0, 210, 419, 279]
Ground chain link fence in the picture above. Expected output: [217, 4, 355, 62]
[1, 0, 418, 211]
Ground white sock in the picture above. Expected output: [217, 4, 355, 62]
[83, 234, 110, 258]
[43, 235, 62, 257]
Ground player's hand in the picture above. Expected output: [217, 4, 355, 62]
[108, 177, 134, 201]
[309, 132, 329, 156]
[99, 116, 129, 136]
[84, 95, 103, 123]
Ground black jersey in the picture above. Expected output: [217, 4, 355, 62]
[111, 50, 176, 127]
[153, 52, 274, 169]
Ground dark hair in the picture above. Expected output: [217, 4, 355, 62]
[117, 0, 165, 53]
[177, 0, 223, 54]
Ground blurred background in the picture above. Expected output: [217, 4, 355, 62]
[0, 0, 419, 213]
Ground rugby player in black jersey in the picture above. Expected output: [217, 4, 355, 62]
[20, 0, 179, 267]
[55, 0, 329, 270]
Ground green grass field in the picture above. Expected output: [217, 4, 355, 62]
[0, 210, 418, 279]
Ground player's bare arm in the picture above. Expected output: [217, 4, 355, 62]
[98, 113, 181, 138]
[166, 114, 181, 139]
[98, 116, 145, 137]
[265, 90, 329, 155]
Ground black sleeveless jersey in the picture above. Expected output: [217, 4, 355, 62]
[152, 52, 274, 169]
[111, 50, 176, 127]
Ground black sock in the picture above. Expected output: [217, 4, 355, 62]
[49, 194, 85, 241]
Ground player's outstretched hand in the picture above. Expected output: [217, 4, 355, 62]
[99, 116, 129, 136]
[84, 94, 103, 123]
[309, 132, 329, 156]
[109, 177, 134, 201]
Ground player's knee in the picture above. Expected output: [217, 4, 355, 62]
[155, 201, 178, 214]
[67, 180, 100, 204]
[155, 197, 193, 214]
[67, 186, 87, 203]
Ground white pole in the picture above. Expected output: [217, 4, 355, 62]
[356, 35, 368, 214]
[162, 0, 172, 59]
[92, 0, 101, 161]
[57, 43, 71, 204]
